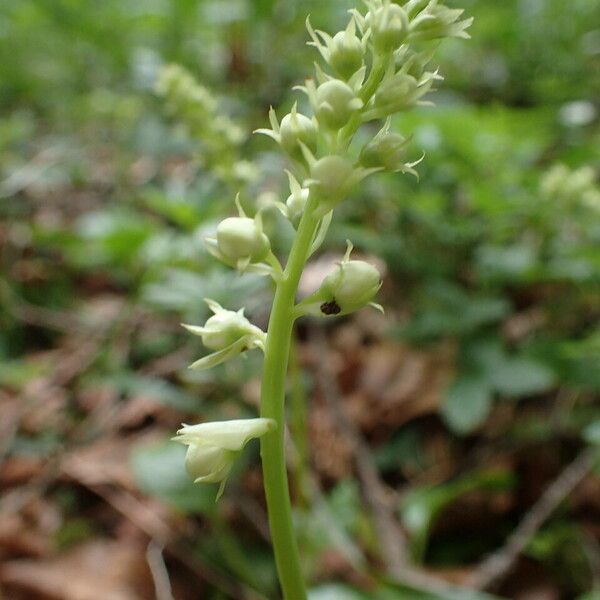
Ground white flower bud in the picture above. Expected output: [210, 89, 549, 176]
[366, 68, 441, 118]
[366, 3, 409, 53]
[319, 259, 381, 315]
[376, 72, 419, 109]
[255, 105, 317, 160]
[361, 132, 409, 169]
[279, 111, 318, 158]
[300, 149, 381, 216]
[173, 418, 276, 494]
[307, 17, 365, 80]
[297, 241, 382, 317]
[183, 299, 266, 370]
[314, 80, 363, 130]
[285, 171, 310, 221]
[205, 197, 281, 278]
[309, 155, 355, 199]
[329, 30, 364, 79]
[408, 3, 473, 42]
[216, 217, 270, 263]
[198, 308, 259, 351]
[359, 121, 422, 175]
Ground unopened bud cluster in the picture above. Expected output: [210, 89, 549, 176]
[541, 164, 600, 212]
[156, 64, 255, 185]
[166, 0, 471, 496]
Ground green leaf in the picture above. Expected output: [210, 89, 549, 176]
[401, 469, 515, 562]
[583, 421, 600, 446]
[130, 440, 216, 513]
[441, 374, 493, 434]
[466, 339, 556, 398]
[489, 356, 556, 397]
[475, 243, 538, 281]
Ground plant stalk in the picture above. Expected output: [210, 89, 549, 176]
[259, 193, 319, 600]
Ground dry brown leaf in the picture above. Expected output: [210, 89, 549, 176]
[1, 539, 153, 600]
[0, 514, 51, 557]
[60, 432, 160, 489]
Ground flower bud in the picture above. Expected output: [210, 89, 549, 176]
[183, 299, 266, 370]
[255, 105, 317, 161]
[309, 155, 355, 199]
[297, 242, 382, 317]
[156, 64, 216, 116]
[360, 131, 409, 170]
[314, 80, 363, 130]
[285, 171, 310, 221]
[408, 3, 473, 42]
[279, 111, 318, 158]
[198, 307, 260, 351]
[216, 217, 269, 263]
[307, 17, 364, 80]
[319, 259, 381, 315]
[359, 122, 421, 175]
[375, 72, 419, 110]
[367, 68, 440, 118]
[328, 30, 364, 79]
[173, 418, 276, 494]
[286, 187, 309, 219]
[366, 3, 409, 53]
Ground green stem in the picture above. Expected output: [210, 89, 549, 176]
[289, 336, 309, 509]
[260, 193, 319, 600]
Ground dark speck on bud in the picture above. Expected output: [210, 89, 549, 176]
[320, 300, 341, 315]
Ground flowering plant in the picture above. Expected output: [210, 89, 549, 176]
[166, 1, 471, 597]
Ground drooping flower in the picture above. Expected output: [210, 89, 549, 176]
[173, 418, 276, 497]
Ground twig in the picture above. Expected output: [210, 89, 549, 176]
[467, 447, 598, 590]
[146, 541, 175, 600]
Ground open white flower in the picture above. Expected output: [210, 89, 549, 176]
[173, 418, 276, 497]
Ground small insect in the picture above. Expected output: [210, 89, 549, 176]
[320, 299, 341, 315]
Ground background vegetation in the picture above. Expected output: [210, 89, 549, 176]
[1, 0, 599, 598]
